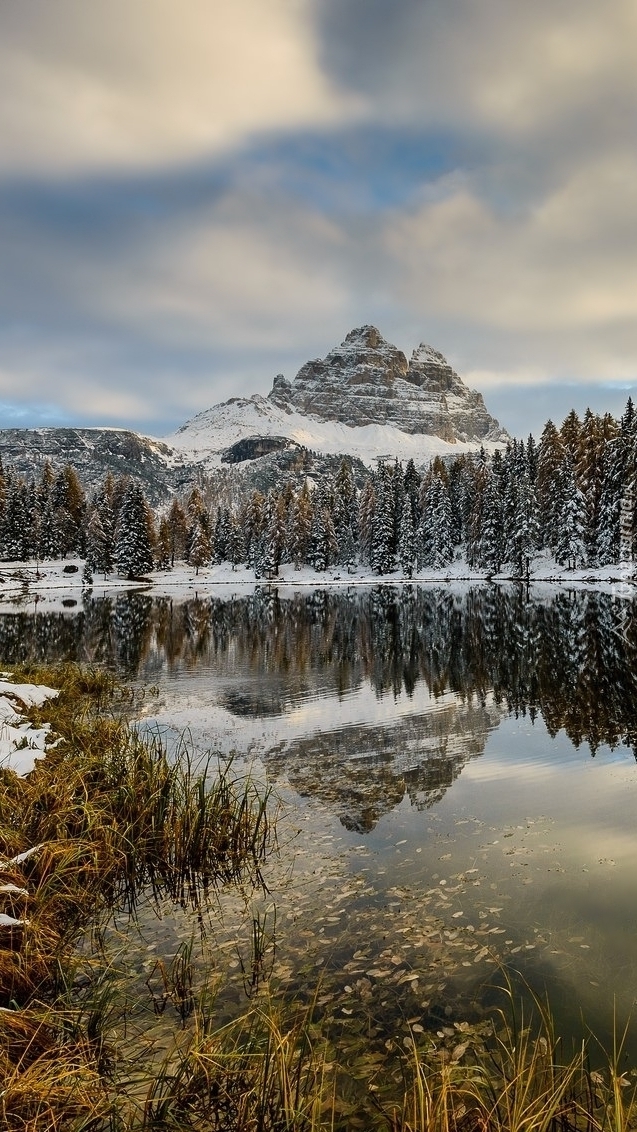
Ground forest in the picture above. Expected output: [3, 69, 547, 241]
[0, 401, 636, 578]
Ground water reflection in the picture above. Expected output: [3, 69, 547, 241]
[2, 584, 637, 759]
[3, 584, 637, 1056]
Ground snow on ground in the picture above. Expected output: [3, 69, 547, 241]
[0, 678, 59, 776]
[0, 555, 636, 614]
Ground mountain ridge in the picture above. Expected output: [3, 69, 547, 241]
[266, 325, 506, 443]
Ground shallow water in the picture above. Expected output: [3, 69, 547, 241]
[2, 582, 637, 1060]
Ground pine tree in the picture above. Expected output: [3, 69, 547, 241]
[417, 472, 454, 569]
[86, 509, 113, 574]
[2, 479, 29, 560]
[227, 519, 245, 569]
[213, 507, 231, 563]
[357, 479, 376, 566]
[537, 420, 565, 552]
[310, 486, 337, 572]
[371, 464, 395, 574]
[398, 497, 415, 577]
[189, 516, 212, 575]
[245, 491, 266, 570]
[289, 482, 313, 569]
[505, 471, 539, 577]
[114, 481, 154, 579]
[597, 439, 623, 565]
[263, 491, 286, 577]
[403, 459, 421, 525]
[555, 458, 586, 569]
[52, 465, 85, 556]
[577, 409, 605, 564]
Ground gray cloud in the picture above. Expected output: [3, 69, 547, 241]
[1, 1, 637, 438]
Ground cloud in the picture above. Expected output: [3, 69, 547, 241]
[0, 0, 361, 178]
[386, 150, 637, 380]
[318, 0, 637, 142]
[2, 0, 637, 440]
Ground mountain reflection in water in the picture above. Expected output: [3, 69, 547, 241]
[2, 583, 637, 761]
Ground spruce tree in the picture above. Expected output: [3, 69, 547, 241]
[227, 519, 245, 569]
[537, 421, 565, 552]
[189, 516, 212, 575]
[289, 482, 313, 568]
[476, 472, 504, 573]
[86, 509, 113, 575]
[357, 479, 376, 567]
[555, 458, 586, 569]
[398, 497, 415, 578]
[371, 464, 395, 574]
[114, 481, 154, 579]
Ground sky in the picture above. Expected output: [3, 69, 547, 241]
[1, 0, 637, 440]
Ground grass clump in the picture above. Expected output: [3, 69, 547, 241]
[0, 663, 274, 1130]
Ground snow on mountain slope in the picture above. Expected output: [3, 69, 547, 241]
[163, 326, 510, 469]
[164, 393, 503, 469]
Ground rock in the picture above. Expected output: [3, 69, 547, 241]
[221, 435, 295, 464]
[268, 325, 507, 444]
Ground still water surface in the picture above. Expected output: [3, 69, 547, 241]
[2, 583, 637, 1057]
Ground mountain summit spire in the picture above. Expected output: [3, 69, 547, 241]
[268, 327, 507, 443]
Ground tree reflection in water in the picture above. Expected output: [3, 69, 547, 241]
[1, 584, 636, 759]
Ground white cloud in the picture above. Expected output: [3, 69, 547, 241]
[387, 150, 637, 379]
[0, 0, 362, 178]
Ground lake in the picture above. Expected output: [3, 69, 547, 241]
[3, 581, 637, 1063]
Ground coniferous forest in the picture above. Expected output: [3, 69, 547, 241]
[1, 401, 637, 577]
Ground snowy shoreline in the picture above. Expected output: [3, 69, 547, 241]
[0, 555, 636, 612]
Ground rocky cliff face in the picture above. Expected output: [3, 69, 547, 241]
[0, 427, 186, 505]
[268, 325, 507, 444]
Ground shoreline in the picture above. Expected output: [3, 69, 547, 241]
[0, 555, 636, 612]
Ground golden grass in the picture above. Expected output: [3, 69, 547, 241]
[0, 663, 275, 1130]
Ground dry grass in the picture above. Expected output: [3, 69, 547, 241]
[0, 663, 275, 1131]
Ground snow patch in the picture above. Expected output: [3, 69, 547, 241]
[0, 680, 59, 776]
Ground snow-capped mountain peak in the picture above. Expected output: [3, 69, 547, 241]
[166, 327, 509, 469]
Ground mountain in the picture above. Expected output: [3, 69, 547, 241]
[167, 326, 509, 470]
[0, 426, 185, 505]
[0, 327, 509, 498]
[269, 325, 504, 441]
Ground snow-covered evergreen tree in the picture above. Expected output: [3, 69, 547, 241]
[357, 479, 376, 567]
[289, 481, 313, 569]
[555, 459, 586, 569]
[537, 420, 565, 553]
[398, 497, 415, 577]
[419, 474, 454, 569]
[227, 519, 245, 569]
[213, 507, 231, 563]
[371, 464, 395, 574]
[474, 472, 504, 573]
[86, 509, 113, 574]
[114, 481, 154, 579]
[263, 491, 286, 577]
[505, 471, 539, 577]
[310, 488, 337, 572]
[189, 516, 212, 575]
[2, 479, 29, 560]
